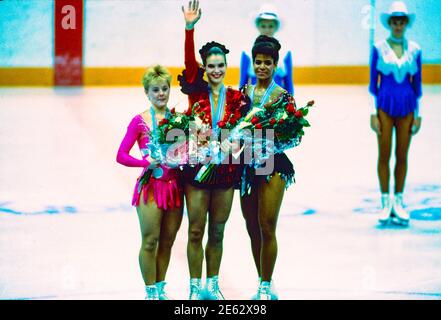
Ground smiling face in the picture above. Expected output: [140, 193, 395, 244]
[257, 19, 278, 37]
[253, 53, 277, 80]
[146, 79, 170, 109]
[204, 54, 227, 85]
[389, 17, 408, 38]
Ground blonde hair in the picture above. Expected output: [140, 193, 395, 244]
[142, 65, 172, 92]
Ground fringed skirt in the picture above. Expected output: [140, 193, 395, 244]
[240, 152, 295, 196]
[182, 163, 243, 190]
[132, 168, 182, 210]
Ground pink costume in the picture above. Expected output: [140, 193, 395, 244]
[116, 115, 182, 210]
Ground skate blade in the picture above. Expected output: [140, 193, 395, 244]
[391, 217, 409, 226]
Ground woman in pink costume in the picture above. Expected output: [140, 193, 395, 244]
[116, 65, 184, 300]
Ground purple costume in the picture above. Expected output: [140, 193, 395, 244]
[369, 39, 422, 117]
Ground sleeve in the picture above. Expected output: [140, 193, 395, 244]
[184, 28, 199, 84]
[178, 28, 208, 104]
[412, 51, 423, 117]
[283, 51, 294, 95]
[116, 117, 150, 168]
[369, 46, 379, 97]
[239, 51, 251, 89]
[369, 46, 380, 114]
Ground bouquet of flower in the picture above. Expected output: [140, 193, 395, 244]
[239, 92, 314, 148]
[193, 90, 249, 183]
[195, 92, 315, 183]
[136, 107, 195, 189]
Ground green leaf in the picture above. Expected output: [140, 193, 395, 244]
[301, 108, 309, 116]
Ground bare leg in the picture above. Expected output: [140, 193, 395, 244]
[240, 186, 261, 277]
[205, 187, 234, 277]
[394, 113, 414, 193]
[258, 174, 286, 282]
[136, 189, 163, 285]
[377, 109, 394, 193]
[185, 183, 210, 278]
[156, 197, 184, 282]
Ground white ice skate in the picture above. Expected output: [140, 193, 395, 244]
[156, 281, 172, 300]
[203, 276, 225, 300]
[252, 278, 278, 300]
[255, 281, 272, 300]
[144, 285, 159, 300]
[392, 193, 410, 226]
[378, 194, 393, 225]
[188, 278, 203, 300]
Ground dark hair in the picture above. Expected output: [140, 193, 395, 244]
[252, 35, 281, 64]
[199, 41, 230, 66]
[389, 16, 409, 25]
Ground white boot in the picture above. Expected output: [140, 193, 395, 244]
[378, 193, 392, 224]
[255, 281, 272, 300]
[156, 281, 171, 300]
[252, 277, 278, 300]
[144, 284, 159, 300]
[188, 278, 203, 300]
[203, 276, 225, 300]
[392, 193, 410, 225]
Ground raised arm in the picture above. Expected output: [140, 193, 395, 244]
[182, 0, 202, 84]
[116, 117, 150, 168]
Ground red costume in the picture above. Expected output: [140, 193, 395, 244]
[178, 29, 249, 189]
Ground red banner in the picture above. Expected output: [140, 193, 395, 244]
[54, 0, 83, 86]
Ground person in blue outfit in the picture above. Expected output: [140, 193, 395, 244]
[239, 4, 294, 94]
[369, 1, 422, 226]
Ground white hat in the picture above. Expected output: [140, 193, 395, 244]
[254, 4, 281, 31]
[380, 1, 415, 29]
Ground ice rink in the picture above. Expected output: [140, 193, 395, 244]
[1, 85, 441, 300]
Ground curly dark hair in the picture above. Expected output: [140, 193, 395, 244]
[252, 35, 281, 64]
[199, 41, 230, 66]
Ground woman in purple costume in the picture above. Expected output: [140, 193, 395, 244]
[369, 1, 422, 226]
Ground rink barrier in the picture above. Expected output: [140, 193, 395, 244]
[1, 65, 440, 86]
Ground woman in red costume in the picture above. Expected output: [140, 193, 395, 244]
[179, 0, 249, 300]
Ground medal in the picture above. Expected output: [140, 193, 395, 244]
[152, 167, 164, 179]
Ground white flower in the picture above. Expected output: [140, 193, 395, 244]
[175, 116, 182, 123]
[244, 107, 264, 121]
[195, 116, 203, 127]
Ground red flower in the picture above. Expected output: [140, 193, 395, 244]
[227, 88, 245, 104]
[218, 121, 227, 128]
[229, 118, 238, 126]
[185, 108, 192, 116]
[251, 116, 260, 125]
[170, 107, 176, 114]
[255, 123, 263, 129]
[269, 118, 277, 126]
[159, 118, 169, 126]
[295, 110, 303, 118]
[278, 119, 285, 125]
[286, 103, 296, 114]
